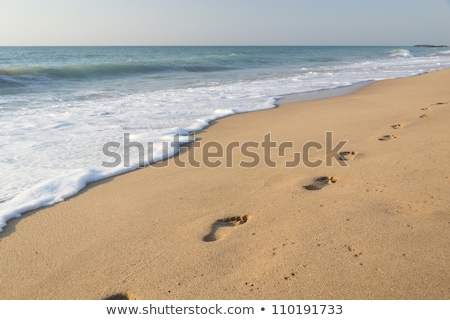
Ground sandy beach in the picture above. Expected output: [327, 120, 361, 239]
[0, 69, 449, 300]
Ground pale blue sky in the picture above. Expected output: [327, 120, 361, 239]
[1, 0, 450, 46]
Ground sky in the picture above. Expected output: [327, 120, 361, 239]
[1, 0, 450, 46]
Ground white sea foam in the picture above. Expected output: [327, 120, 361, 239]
[389, 49, 413, 58]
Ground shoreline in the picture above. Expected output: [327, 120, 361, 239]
[277, 80, 374, 104]
[0, 78, 374, 234]
[2, 45, 450, 236]
[0, 78, 375, 233]
[1, 69, 449, 299]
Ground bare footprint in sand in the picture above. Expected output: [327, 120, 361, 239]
[421, 107, 432, 111]
[104, 292, 138, 300]
[432, 102, 448, 106]
[203, 215, 252, 242]
[339, 151, 358, 161]
[420, 114, 432, 118]
[392, 123, 405, 129]
[378, 134, 397, 141]
[303, 176, 339, 191]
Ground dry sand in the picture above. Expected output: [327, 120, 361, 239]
[0, 70, 449, 300]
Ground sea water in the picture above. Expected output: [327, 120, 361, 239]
[1, 46, 450, 232]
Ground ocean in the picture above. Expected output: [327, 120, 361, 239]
[1, 46, 450, 232]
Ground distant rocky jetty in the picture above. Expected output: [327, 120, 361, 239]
[414, 44, 449, 48]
